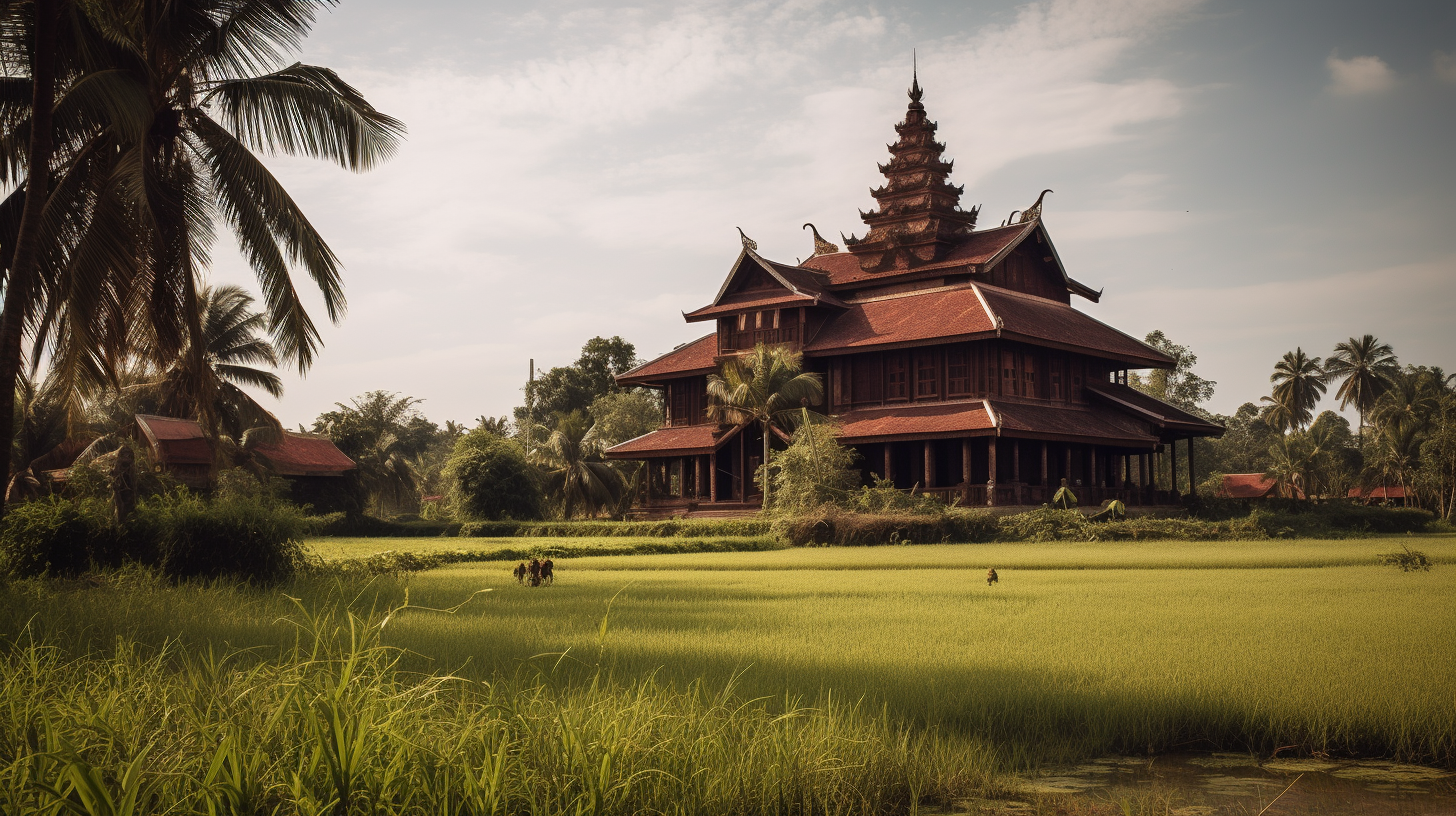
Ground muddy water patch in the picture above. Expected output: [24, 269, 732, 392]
[959, 753, 1455, 815]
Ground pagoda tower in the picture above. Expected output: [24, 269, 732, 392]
[844, 73, 980, 272]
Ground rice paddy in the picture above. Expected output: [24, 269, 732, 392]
[1, 534, 1452, 814]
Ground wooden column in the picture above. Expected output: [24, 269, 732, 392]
[1092, 447, 1102, 487]
[1170, 439, 1180, 499]
[961, 439, 973, 503]
[738, 430, 747, 500]
[709, 452, 718, 502]
[883, 444, 894, 485]
[645, 460, 654, 504]
[1011, 440, 1021, 482]
[1040, 442, 1049, 486]
[1187, 439, 1197, 498]
[1150, 448, 1160, 490]
[1139, 453, 1149, 487]
[987, 439, 998, 506]
[694, 456, 704, 499]
[1086, 445, 1095, 487]
[923, 441, 935, 488]
[1064, 447, 1072, 486]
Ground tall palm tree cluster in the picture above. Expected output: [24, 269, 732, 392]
[0, 0, 402, 516]
[1256, 335, 1456, 517]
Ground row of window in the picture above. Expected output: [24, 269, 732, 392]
[831, 344, 1097, 408]
[719, 310, 802, 351]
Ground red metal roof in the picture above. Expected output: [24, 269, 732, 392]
[616, 334, 718, 385]
[835, 401, 995, 443]
[135, 414, 213, 465]
[253, 432, 355, 476]
[604, 424, 732, 458]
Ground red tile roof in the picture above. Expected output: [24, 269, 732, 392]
[992, 400, 1159, 446]
[976, 285, 1173, 367]
[802, 223, 1031, 284]
[253, 432, 355, 476]
[617, 334, 718, 385]
[135, 414, 212, 465]
[684, 292, 819, 321]
[1348, 486, 1405, 500]
[604, 424, 732, 458]
[835, 401, 995, 443]
[801, 283, 1173, 367]
[1220, 474, 1300, 499]
[1086, 382, 1224, 436]
[805, 285, 996, 352]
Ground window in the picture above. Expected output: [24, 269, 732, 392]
[772, 310, 780, 329]
[671, 384, 687, 424]
[754, 311, 763, 329]
[947, 347, 970, 396]
[915, 352, 939, 399]
[1022, 354, 1038, 399]
[852, 354, 882, 404]
[886, 354, 909, 400]
[737, 314, 747, 331]
[1049, 354, 1064, 401]
[1001, 351, 1017, 396]
[1071, 361, 1084, 403]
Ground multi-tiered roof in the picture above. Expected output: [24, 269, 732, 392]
[844, 73, 980, 272]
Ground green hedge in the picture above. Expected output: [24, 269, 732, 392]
[305, 515, 773, 539]
[1, 492, 307, 582]
[320, 536, 786, 576]
[773, 508, 999, 546]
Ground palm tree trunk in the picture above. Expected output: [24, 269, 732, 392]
[0, 0, 59, 521]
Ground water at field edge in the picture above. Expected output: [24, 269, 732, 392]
[950, 753, 1456, 815]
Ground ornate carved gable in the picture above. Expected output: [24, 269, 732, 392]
[843, 73, 980, 273]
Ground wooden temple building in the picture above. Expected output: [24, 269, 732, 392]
[605, 76, 1223, 515]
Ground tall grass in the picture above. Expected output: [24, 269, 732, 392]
[0, 587, 995, 815]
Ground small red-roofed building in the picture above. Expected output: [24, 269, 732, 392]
[1348, 485, 1406, 506]
[134, 414, 216, 488]
[1218, 474, 1301, 500]
[607, 76, 1223, 516]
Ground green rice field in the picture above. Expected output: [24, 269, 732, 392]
[1, 534, 1452, 813]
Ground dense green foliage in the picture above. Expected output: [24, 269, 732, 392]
[763, 423, 862, 514]
[443, 429, 544, 521]
[515, 336, 641, 432]
[0, 492, 306, 581]
[773, 507, 999, 546]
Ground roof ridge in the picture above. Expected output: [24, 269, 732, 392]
[617, 333, 715, 379]
[848, 280, 975, 305]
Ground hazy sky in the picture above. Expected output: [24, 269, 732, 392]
[206, 0, 1456, 428]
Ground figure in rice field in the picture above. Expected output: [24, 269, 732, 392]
[986, 568, 998, 587]
[513, 562, 527, 584]
[529, 558, 542, 587]
[542, 558, 554, 586]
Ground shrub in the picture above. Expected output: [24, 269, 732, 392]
[774, 507, 998, 546]
[843, 477, 949, 515]
[0, 497, 115, 578]
[764, 424, 862, 515]
[1377, 544, 1433, 572]
[444, 429, 544, 521]
[307, 512, 461, 537]
[129, 491, 308, 582]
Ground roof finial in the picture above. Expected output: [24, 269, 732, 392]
[1019, 189, 1053, 223]
[908, 50, 923, 106]
[736, 227, 758, 252]
[803, 223, 839, 256]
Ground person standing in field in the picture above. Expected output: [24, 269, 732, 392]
[529, 558, 542, 587]
[513, 562, 527, 584]
[543, 559, 554, 586]
[986, 568, 998, 586]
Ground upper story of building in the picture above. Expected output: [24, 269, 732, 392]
[613, 75, 1208, 441]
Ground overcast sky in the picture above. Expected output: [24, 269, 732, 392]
[206, 0, 1456, 428]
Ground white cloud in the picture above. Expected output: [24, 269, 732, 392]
[1325, 53, 1396, 96]
[1434, 51, 1456, 85]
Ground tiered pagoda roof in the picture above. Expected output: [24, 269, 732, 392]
[842, 72, 980, 272]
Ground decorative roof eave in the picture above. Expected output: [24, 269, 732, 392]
[699, 247, 846, 313]
[615, 334, 718, 386]
[604, 421, 751, 460]
[978, 220, 1102, 303]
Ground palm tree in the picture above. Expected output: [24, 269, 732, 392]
[1371, 369, 1439, 437]
[706, 344, 823, 509]
[0, 0, 404, 518]
[1264, 434, 1311, 500]
[1325, 335, 1398, 440]
[1259, 393, 1298, 435]
[150, 284, 284, 442]
[1269, 348, 1326, 431]
[530, 410, 626, 519]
